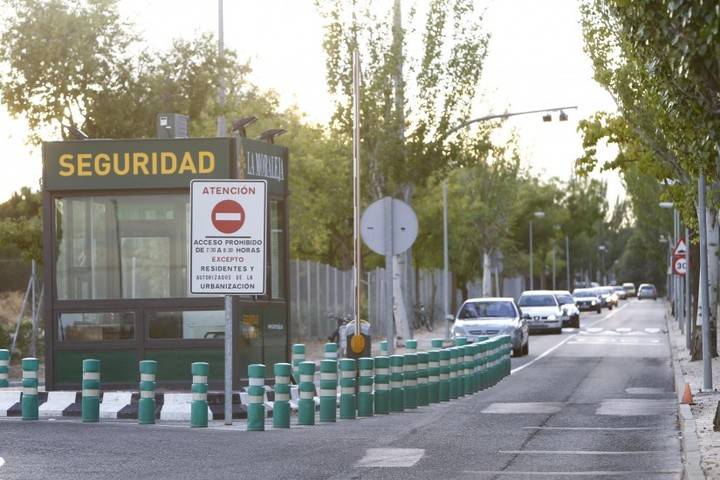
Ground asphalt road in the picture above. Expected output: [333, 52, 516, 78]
[0, 299, 682, 479]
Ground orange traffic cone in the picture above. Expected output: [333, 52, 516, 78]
[681, 383, 694, 405]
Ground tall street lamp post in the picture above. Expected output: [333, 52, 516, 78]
[597, 245, 606, 285]
[529, 211, 545, 290]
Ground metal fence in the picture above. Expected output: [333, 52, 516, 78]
[290, 260, 455, 341]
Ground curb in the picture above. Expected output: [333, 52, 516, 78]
[665, 310, 705, 480]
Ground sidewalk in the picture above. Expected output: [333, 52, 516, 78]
[666, 309, 719, 478]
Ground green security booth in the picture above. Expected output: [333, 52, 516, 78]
[42, 136, 289, 390]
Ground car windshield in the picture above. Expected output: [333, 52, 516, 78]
[458, 301, 516, 319]
[640, 285, 655, 291]
[518, 295, 557, 307]
[573, 290, 595, 298]
[613, 287, 624, 292]
[556, 294, 574, 305]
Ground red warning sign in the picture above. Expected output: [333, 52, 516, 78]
[211, 200, 245, 234]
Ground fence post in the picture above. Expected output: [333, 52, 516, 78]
[0, 349, 9, 387]
[298, 361, 316, 426]
[247, 363, 266, 431]
[339, 358, 356, 420]
[319, 359, 337, 423]
[138, 360, 157, 424]
[358, 357, 374, 416]
[21, 357, 39, 420]
[291, 344, 305, 383]
[390, 355, 404, 412]
[406, 339, 417, 353]
[403, 353, 417, 409]
[416, 352, 429, 406]
[273, 363, 292, 428]
[324, 342, 338, 361]
[190, 362, 209, 428]
[374, 356, 390, 414]
[428, 350, 440, 403]
[82, 359, 101, 423]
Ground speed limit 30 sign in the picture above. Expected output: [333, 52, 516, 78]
[672, 254, 687, 276]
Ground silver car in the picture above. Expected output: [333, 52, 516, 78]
[518, 290, 565, 334]
[452, 297, 529, 356]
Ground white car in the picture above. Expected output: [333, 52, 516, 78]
[518, 290, 565, 334]
[554, 290, 580, 328]
[452, 297, 529, 356]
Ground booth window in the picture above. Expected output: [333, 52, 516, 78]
[58, 312, 135, 342]
[270, 200, 285, 298]
[147, 310, 225, 339]
[54, 195, 189, 300]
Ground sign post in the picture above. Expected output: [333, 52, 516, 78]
[190, 179, 267, 425]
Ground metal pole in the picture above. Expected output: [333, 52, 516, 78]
[385, 198, 395, 354]
[443, 181, 450, 340]
[565, 236, 570, 290]
[31, 259, 36, 358]
[218, 0, 232, 425]
[529, 221, 534, 290]
[216, 0, 226, 137]
[553, 241, 557, 290]
[685, 226, 692, 350]
[352, 50, 362, 341]
[698, 172, 713, 390]
[224, 295, 232, 425]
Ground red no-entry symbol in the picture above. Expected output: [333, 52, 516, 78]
[211, 200, 245, 234]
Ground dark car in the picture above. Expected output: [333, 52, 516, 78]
[638, 283, 658, 300]
[573, 288, 602, 313]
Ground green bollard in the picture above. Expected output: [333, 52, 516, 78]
[427, 350, 440, 403]
[449, 347, 458, 399]
[389, 355, 404, 412]
[319, 359, 337, 423]
[139, 360, 157, 425]
[438, 349, 450, 402]
[380, 340, 388, 356]
[416, 352, 429, 406]
[405, 339, 417, 353]
[454, 336, 467, 347]
[431, 338, 444, 349]
[357, 357, 374, 417]
[247, 364, 266, 431]
[21, 357, 39, 420]
[273, 363, 292, 428]
[190, 362, 209, 428]
[339, 358, 356, 419]
[463, 345, 474, 395]
[504, 336, 512, 377]
[456, 347, 466, 397]
[373, 356, 390, 414]
[0, 349, 9, 387]
[291, 344, 305, 384]
[82, 359, 100, 423]
[478, 340, 487, 390]
[297, 361, 316, 425]
[472, 343, 480, 394]
[403, 353, 417, 409]
[324, 342, 338, 361]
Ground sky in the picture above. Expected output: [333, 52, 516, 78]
[0, 0, 620, 203]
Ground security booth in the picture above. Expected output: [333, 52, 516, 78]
[41, 136, 289, 390]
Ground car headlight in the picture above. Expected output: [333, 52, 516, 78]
[591, 300, 596, 305]
[452, 324, 465, 336]
[547, 315, 557, 321]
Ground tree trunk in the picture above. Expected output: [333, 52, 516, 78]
[482, 250, 492, 297]
[709, 208, 719, 356]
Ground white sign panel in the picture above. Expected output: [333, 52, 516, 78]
[190, 179, 267, 295]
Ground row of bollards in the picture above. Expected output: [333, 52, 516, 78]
[5, 335, 512, 430]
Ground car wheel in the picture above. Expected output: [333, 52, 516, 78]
[573, 316, 580, 329]
[596, 307, 601, 314]
[513, 346, 523, 357]
[522, 341, 529, 356]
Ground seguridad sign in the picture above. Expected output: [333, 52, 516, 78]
[190, 179, 267, 295]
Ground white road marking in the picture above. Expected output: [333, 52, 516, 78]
[586, 327, 604, 333]
[616, 327, 632, 333]
[596, 398, 676, 416]
[625, 387, 669, 395]
[354, 448, 424, 468]
[482, 402, 564, 414]
[645, 328, 661, 334]
[511, 303, 630, 375]
[522, 426, 666, 431]
[463, 470, 681, 476]
[498, 450, 665, 455]
[0, 457, 4, 468]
